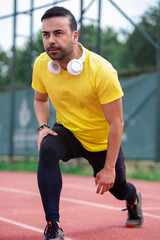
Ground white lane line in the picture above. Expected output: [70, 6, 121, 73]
[61, 197, 160, 219]
[1, 185, 160, 201]
[0, 216, 43, 233]
[0, 217, 73, 240]
[143, 213, 160, 219]
[61, 196, 121, 211]
[64, 184, 160, 200]
[64, 183, 94, 192]
[1, 187, 160, 219]
[0, 186, 39, 196]
[142, 194, 160, 200]
[142, 207, 160, 210]
[0, 186, 121, 210]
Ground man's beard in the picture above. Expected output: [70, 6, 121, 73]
[46, 42, 74, 62]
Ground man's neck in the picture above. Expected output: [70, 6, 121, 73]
[59, 44, 82, 70]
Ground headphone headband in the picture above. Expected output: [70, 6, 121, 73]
[77, 42, 85, 63]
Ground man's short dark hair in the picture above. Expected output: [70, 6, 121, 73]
[41, 6, 77, 31]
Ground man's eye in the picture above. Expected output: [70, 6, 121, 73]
[43, 33, 49, 37]
[56, 32, 63, 35]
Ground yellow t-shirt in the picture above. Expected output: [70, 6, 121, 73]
[32, 48, 124, 152]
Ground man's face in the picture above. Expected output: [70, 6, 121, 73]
[42, 16, 78, 62]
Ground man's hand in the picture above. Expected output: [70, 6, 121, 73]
[38, 128, 58, 151]
[95, 168, 115, 195]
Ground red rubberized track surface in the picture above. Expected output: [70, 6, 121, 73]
[0, 171, 160, 240]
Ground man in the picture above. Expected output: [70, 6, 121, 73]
[32, 6, 143, 240]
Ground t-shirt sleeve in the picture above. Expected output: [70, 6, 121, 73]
[31, 57, 47, 93]
[95, 61, 124, 104]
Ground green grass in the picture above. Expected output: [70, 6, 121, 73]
[125, 160, 160, 181]
[0, 160, 39, 172]
[0, 157, 160, 181]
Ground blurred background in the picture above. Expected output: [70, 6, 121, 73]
[0, 0, 160, 180]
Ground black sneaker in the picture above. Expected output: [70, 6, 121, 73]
[44, 221, 64, 240]
[124, 190, 144, 228]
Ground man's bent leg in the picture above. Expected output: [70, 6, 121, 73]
[38, 134, 63, 223]
[109, 148, 143, 227]
[83, 147, 143, 227]
[109, 148, 137, 204]
[38, 123, 84, 224]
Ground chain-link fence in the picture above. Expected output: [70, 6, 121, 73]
[0, 72, 157, 160]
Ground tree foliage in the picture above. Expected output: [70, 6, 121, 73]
[0, 5, 158, 87]
[0, 48, 10, 86]
[119, 7, 158, 71]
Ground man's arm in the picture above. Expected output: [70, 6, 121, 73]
[34, 91, 50, 125]
[34, 91, 58, 151]
[95, 98, 124, 195]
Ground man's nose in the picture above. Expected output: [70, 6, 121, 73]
[48, 34, 56, 45]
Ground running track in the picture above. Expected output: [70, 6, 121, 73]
[0, 171, 160, 240]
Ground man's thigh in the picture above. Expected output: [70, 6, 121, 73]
[52, 123, 84, 161]
[83, 147, 126, 183]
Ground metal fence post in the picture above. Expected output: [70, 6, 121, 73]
[156, 1, 160, 162]
[97, 0, 101, 54]
[9, 0, 17, 161]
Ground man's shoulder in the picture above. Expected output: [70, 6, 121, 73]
[86, 49, 117, 73]
[86, 49, 104, 62]
[35, 52, 51, 63]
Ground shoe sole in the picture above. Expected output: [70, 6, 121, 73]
[126, 222, 143, 228]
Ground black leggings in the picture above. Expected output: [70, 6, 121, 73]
[38, 123, 136, 223]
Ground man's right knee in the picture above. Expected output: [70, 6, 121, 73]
[40, 134, 61, 161]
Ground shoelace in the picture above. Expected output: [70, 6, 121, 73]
[122, 204, 138, 219]
[122, 204, 134, 211]
[44, 223, 58, 238]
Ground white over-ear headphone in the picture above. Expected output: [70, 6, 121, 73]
[48, 42, 85, 75]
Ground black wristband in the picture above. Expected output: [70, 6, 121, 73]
[37, 124, 50, 133]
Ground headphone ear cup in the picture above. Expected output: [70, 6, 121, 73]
[67, 59, 83, 75]
[48, 60, 61, 75]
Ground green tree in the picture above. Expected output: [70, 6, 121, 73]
[120, 6, 158, 71]
[32, 30, 44, 56]
[101, 27, 123, 70]
[80, 24, 97, 51]
[1, 4, 158, 87]
[0, 47, 10, 86]
[80, 24, 123, 70]
[11, 31, 44, 86]
[16, 45, 31, 85]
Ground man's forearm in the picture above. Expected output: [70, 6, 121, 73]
[34, 99, 50, 126]
[104, 121, 124, 170]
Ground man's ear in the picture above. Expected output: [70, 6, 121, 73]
[72, 31, 79, 43]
